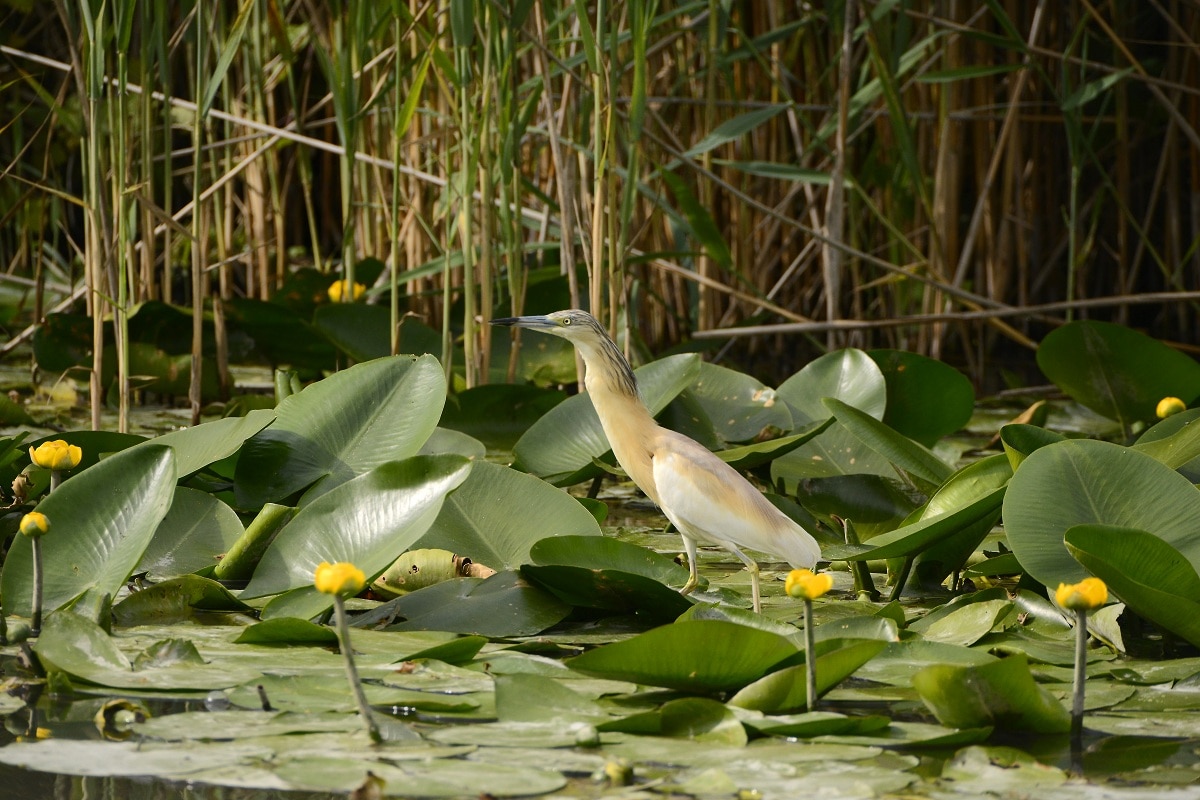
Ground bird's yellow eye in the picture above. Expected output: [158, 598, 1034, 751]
[562, 318, 572, 326]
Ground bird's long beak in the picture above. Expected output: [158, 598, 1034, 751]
[491, 315, 556, 329]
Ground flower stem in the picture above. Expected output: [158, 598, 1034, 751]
[1071, 608, 1087, 742]
[332, 595, 381, 744]
[49, 470, 63, 492]
[30, 538, 43, 637]
[804, 597, 817, 712]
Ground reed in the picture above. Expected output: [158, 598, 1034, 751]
[2, 1, 1198, 403]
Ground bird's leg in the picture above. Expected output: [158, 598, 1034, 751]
[679, 535, 700, 596]
[726, 546, 762, 613]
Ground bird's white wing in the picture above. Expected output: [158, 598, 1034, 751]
[650, 431, 820, 568]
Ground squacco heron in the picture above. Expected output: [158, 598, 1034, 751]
[493, 309, 822, 612]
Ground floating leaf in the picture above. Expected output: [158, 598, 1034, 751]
[869, 349, 974, 447]
[823, 397, 952, 488]
[412, 461, 601, 569]
[683, 362, 794, 445]
[137, 487, 245, 580]
[242, 455, 471, 599]
[112, 575, 249, 626]
[599, 697, 747, 745]
[1004, 439, 1200, 587]
[522, 535, 693, 619]
[234, 355, 446, 507]
[1036, 320, 1200, 430]
[913, 655, 1070, 733]
[1065, 524, 1200, 649]
[384, 571, 572, 637]
[568, 620, 797, 693]
[727, 639, 887, 712]
[3, 445, 175, 616]
[131, 409, 275, 478]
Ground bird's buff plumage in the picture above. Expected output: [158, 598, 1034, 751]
[493, 309, 822, 612]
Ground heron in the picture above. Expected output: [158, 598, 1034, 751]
[493, 309, 822, 612]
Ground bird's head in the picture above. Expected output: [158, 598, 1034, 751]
[491, 309, 605, 343]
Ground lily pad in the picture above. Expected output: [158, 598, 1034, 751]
[1004, 439, 1200, 587]
[383, 571, 572, 637]
[912, 654, 1071, 733]
[743, 711, 892, 738]
[598, 697, 748, 745]
[137, 487, 246, 580]
[683, 361, 794, 444]
[727, 639, 888, 712]
[567, 619, 798, 693]
[412, 461, 601, 569]
[234, 355, 446, 507]
[3, 445, 176, 617]
[869, 349, 974, 447]
[1036, 320, 1200, 430]
[522, 535, 693, 619]
[131, 409, 275, 478]
[111, 575, 250, 626]
[1065, 523, 1200, 648]
[823, 397, 953, 489]
[241, 455, 472, 599]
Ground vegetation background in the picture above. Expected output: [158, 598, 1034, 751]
[1, 0, 1198, 425]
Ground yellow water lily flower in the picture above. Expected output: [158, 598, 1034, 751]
[19, 511, 49, 538]
[1156, 397, 1186, 419]
[29, 440, 82, 471]
[314, 561, 366, 596]
[1056, 577, 1108, 611]
[327, 279, 366, 303]
[785, 568, 833, 601]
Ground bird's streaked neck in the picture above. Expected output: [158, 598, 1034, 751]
[578, 332, 638, 399]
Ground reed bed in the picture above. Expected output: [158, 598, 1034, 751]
[1, 0, 1198, 427]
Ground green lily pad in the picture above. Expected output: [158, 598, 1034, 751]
[521, 535, 692, 619]
[1132, 408, 1200, 479]
[311, 302, 392, 361]
[869, 349, 974, 447]
[823, 397, 953, 489]
[111, 575, 250, 626]
[824, 485, 1006, 562]
[999, 423, 1066, 471]
[1065, 523, 1200, 648]
[1004, 439, 1200, 587]
[3, 445, 176, 617]
[1036, 320, 1200, 430]
[226, 673, 481, 714]
[137, 709, 364, 740]
[727, 639, 887, 712]
[684, 361, 794, 444]
[494, 673, 607, 723]
[743, 711, 892, 738]
[911, 599, 1014, 646]
[137, 487, 246, 580]
[912, 654, 1071, 733]
[233, 617, 340, 646]
[439, 384, 566, 450]
[412, 461, 601, 570]
[241, 455, 472, 599]
[131, 409, 275, 478]
[383, 571, 572, 637]
[567, 619, 797, 692]
[234, 355, 446, 507]
[772, 350, 891, 487]
[598, 697, 748, 745]
[33, 611, 264, 690]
